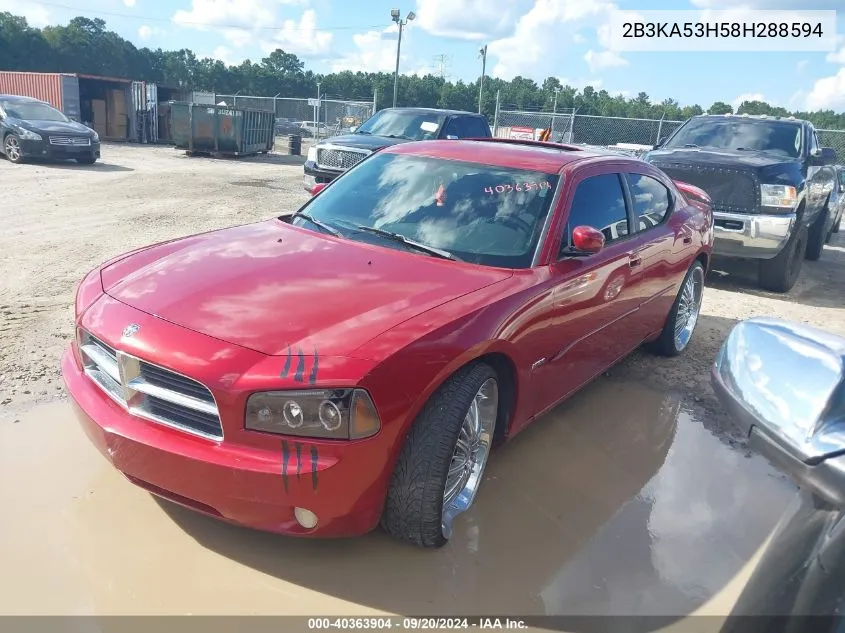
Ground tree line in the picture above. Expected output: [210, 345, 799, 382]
[2, 12, 844, 128]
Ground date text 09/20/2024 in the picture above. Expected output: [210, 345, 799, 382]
[307, 617, 528, 630]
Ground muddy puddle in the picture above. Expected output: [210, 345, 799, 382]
[0, 377, 795, 621]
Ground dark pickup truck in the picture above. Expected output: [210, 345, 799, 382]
[645, 114, 838, 292]
[303, 107, 492, 193]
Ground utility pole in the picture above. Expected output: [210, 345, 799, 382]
[478, 45, 487, 114]
[551, 86, 560, 138]
[391, 8, 416, 108]
[432, 54, 451, 79]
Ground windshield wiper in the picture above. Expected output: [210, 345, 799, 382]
[355, 225, 459, 261]
[292, 211, 342, 237]
[683, 143, 699, 148]
[355, 130, 372, 135]
[384, 134, 413, 140]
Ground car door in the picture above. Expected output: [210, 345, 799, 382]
[622, 170, 696, 339]
[441, 116, 487, 139]
[529, 168, 653, 418]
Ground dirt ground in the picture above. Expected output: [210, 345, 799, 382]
[1, 142, 842, 431]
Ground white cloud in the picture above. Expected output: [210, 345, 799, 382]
[796, 60, 808, 73]
[827, 39, 845, 65]
[559, 76, 604, 91]
[732, 92, 765, 110]
[123, 0, 136, 7]
[414, 0, 528, 40]
[209, 45, 245, 66]
[0, 0, 50, 27]
[332, 23, 418, 74]
[690, 0, 842, 7]
[138, 24, 152, 39]
[488, 0, 622, 81]
[222, 28, 253, 48]
[259, 9, 333, 57]
[173, 0, 304, 30]
[584, 49, 628, 72]
[805, 68, 845, 111]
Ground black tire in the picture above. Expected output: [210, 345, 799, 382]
[76, 155, 97, 165]
[758, 222, 808, 293]
[3, 133, 24, 164]
[805, 208, 829, 261]
[649, 260, 705, 357]
[381, 362, 498, 548]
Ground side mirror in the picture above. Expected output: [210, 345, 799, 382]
[310, 183, 327, 196]
[811, 147, 838, 166]
[712, 317, 845, 507]
[571, 225, 605, 254]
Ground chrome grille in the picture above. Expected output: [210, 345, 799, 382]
[656, 164, 759, 214]
[316, 146, 370, 171]
[79, 330, 223, 441]
[49, 136, 91, 146]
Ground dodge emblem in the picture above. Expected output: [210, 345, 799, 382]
[122, 323, 141, 338]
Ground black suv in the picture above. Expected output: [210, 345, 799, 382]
[303, 107, 492, 192]
[645, 114, 838, 292]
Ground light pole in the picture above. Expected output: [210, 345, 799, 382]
[551, 86, 561, 138]
[478, 45, 487, 114]
[391, 8, 415, 108]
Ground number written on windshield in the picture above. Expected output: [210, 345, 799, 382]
[484, 181, 552, 194]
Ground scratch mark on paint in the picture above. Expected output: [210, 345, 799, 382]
[294, 349, 305, 382]
[309, 347, 319, 385]
[281, 346, 292, 378]
[281, 440, 290, 492]
[295, 442, 302, 479]
[311, 446, 318, 492]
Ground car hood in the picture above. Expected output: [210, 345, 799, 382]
[13, 118, 94, 136]
[646, 147, 797, 171]
[319, 133, 414, 151]
[100, 220, 512, 358]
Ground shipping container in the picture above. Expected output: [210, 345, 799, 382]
[169, 102, 275, 157]
[0, 71, 133, 141]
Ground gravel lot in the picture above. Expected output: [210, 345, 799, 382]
[1, 142, 844, 434]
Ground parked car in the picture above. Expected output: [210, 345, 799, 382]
[713, 317, 845, 628]
[0, 94, 100, 165]
[303, 107, 493, 193]
[645, 114, 838, 293]
[62, 138, 713, 548]
[274, 117, 305, 136]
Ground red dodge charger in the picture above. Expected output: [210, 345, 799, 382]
[62, 138, 713, 548]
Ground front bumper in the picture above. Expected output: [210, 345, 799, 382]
[712, 211, 796, 259]
[20, 138, 100, 160]
[61, 345, 389, 537]
[303, 161, 343, 192]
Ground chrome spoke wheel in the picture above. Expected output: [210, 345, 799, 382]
[674, 266, 704, 351]
[441, 377, 498, 539]
[5, 137, 21, 163]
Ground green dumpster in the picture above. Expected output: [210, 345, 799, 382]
[169, 102, 275, 157]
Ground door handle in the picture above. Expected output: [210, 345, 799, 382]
[683, 236, 693, 245]
[629, 255, 642, 268]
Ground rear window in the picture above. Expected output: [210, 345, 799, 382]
[292, 152, 560, 268]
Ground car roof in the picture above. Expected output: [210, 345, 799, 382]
[694, 113, 806, 125]
[381, 107, 482, 117]
[0, 94, 44, 103]
[382, 139, 624, 173]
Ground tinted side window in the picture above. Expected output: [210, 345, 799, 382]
[562, 173, 629, 256]
[625, 173, 671, 230]
[443, 117, 487, 138]
[808, 128, 819, 154]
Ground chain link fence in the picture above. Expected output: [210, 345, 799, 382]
[214, 95, 374, 141]
[493, 109, 576, 142]
[819, 129, 845, 158]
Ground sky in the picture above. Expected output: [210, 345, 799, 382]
[4, 0, 845, 112]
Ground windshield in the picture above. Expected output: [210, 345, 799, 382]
[665, 118, 802, 157]
[1, 100, 69, 123]
[355, 110, 446, 141]
[290, 153, 560, 268]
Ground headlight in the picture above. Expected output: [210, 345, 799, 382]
[760, 184, 798, 209]
[306, 146, 318, 162]
[246, 388, 381, 440]
[91, 131, 99, 143]
[17, 128, 42, 141]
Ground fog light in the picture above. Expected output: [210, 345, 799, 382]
[294, 507, 318, 529]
